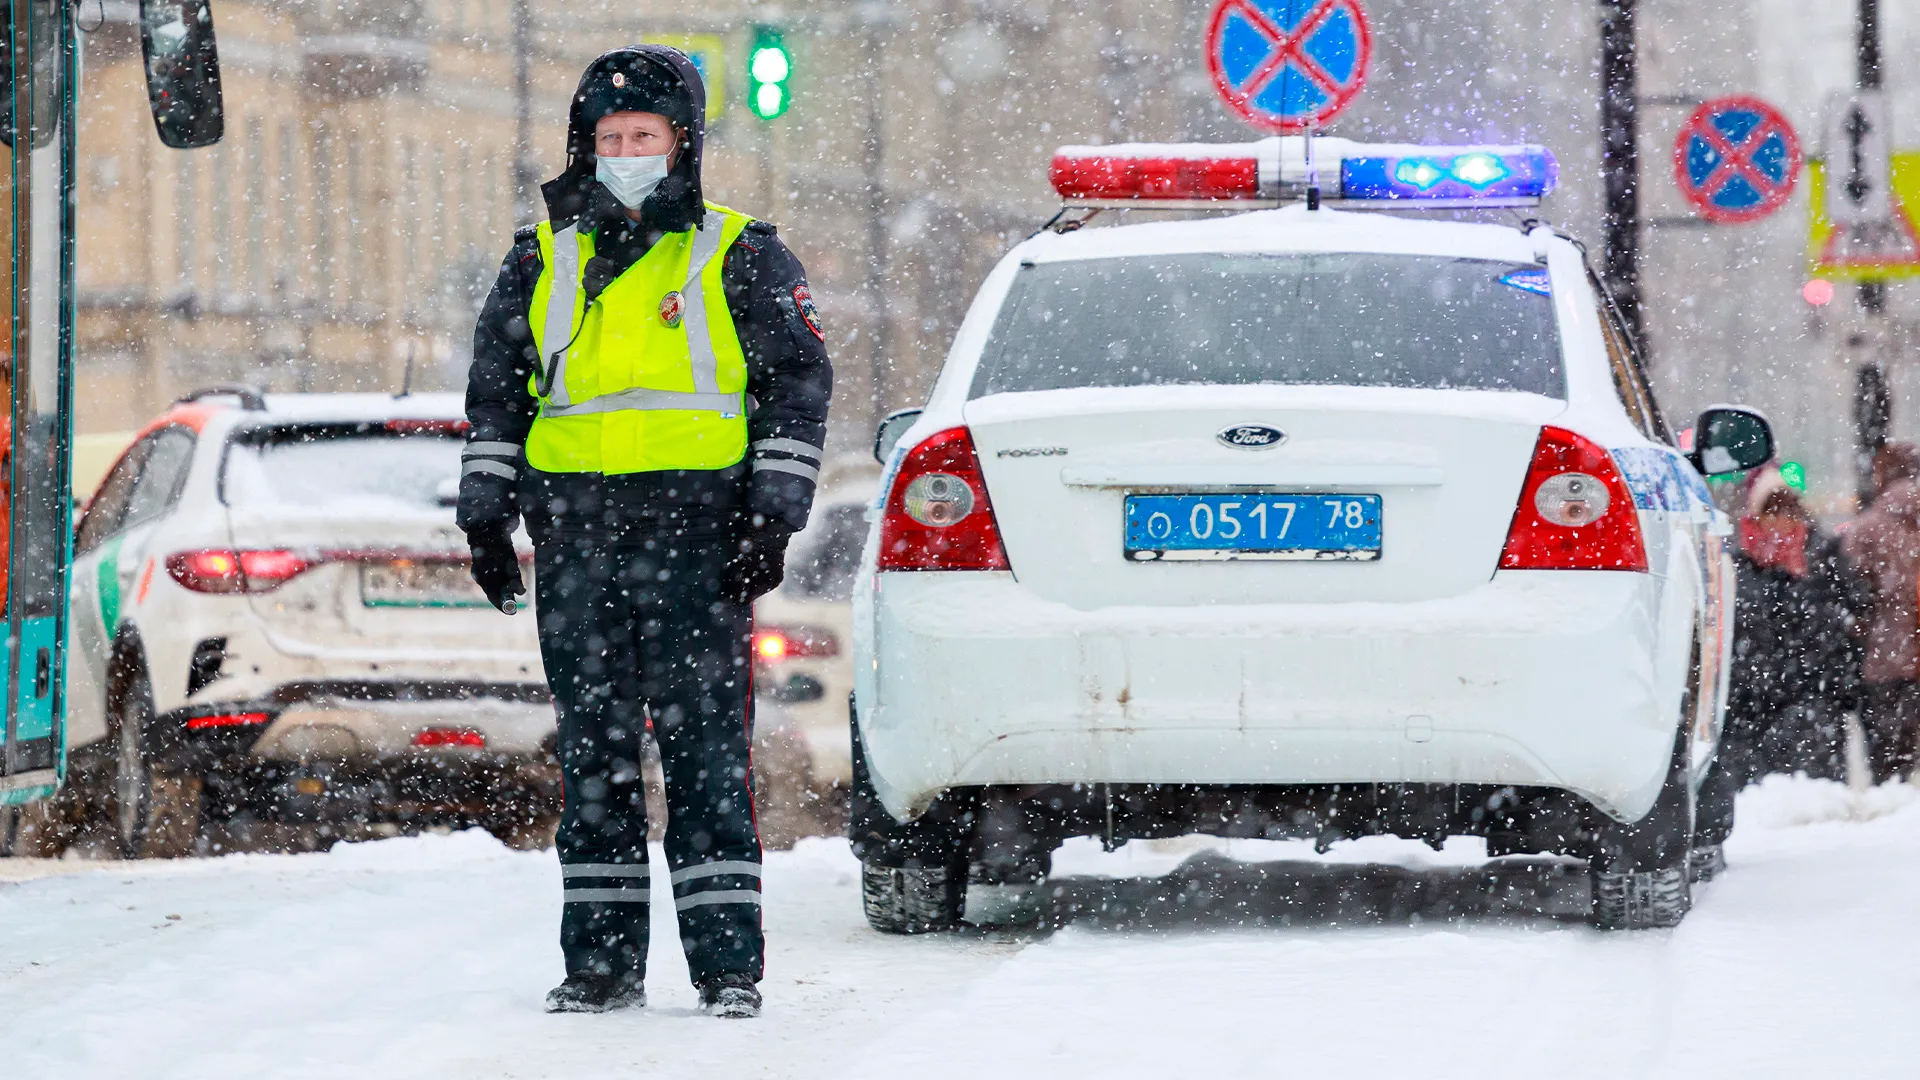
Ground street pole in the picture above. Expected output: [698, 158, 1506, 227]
[511, 0, 538, 223]
[859, 5, 891, 420]
[1598, 0, 1644, 354]
[1855, 0, 1890, 502]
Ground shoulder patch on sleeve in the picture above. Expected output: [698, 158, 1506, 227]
[793, 283, 824, 342]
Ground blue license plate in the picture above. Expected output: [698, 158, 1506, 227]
[1124, 493, 1382, 561]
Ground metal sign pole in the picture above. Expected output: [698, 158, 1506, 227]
[1599, 0, 1643, 356]
[1855, 0, 1890, 503]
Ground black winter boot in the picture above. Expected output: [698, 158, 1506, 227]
[545, 971, 646, 1013]
[697, 972, 762, 1018]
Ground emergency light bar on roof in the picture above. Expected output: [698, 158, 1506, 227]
[1049, 138, 1559, 210]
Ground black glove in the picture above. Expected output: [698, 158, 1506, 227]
[724, 525, 793, 605]
[467, 527, 526, 614]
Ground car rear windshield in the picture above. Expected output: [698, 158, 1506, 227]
[223, 423, 464, 512]
[970, 253, 1564, 398]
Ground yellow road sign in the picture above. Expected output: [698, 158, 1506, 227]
[1808, 153, 1920, 280]
[644, 34, 728, 121]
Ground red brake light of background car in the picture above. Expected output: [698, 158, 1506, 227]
[167, 549, 314, 593]
[752, 625, 840, 663]
[876, 426, 1010, 571]
[184, 711, 272, 731]
[413, 727, 487, 748]
[1498, 426, 1648, 572]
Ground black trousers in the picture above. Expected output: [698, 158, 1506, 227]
[534, 529, 763, 985]
[1862, 681, 1920, 785]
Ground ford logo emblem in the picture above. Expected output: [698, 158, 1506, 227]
[1217, 424, 1286, 450]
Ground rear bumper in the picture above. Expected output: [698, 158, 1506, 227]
[860, 570, 1677, 823]
[155, 692, 560, 827]
[160, 685, 555, 766]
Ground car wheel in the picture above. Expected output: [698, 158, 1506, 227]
[861, 862, 964, 934]
[849, 695, 973, 933]
[107, 664, 203, 859]
[0, 797, 74, 857]
[484, 812, 559, 851]
[1589, 645, 1700, 931]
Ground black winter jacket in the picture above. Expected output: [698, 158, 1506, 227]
[1727, 532, 1873, 723]
[457, 44, 831, 542]
[457, 211, 832, 539]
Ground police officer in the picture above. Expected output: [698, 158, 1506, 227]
[457, 45, 831, 1018]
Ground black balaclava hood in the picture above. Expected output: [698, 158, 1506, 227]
[541, 44, 708, 234]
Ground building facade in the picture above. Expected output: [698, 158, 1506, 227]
[73, 0, 1920, 507]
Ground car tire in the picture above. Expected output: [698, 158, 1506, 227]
[849, 695, 973, 933]
[0, 797, 73, 857]
[861, 862, 964, 934]
[484, 812, 559, 851]
[106, 663, 203, 859]
[1589, 646, 1700, 931]
[1591, 864, 1691, 929]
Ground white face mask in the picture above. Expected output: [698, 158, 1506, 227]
[596, 154, 670, 209]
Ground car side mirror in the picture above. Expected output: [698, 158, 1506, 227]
[140, 0, 225, 149]
[873, 408, 923, 464]
[1689, 406, 1774, 476]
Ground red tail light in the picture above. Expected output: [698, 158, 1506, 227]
[753, 625, 840, 662]
[1498, 426, 1648, 572]
[413, 727, 486, 748]
[168, 549, 314, 593]
[877, 427, 1010, 571]
[184, 711, 272, 731]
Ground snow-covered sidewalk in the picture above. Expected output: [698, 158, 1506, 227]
[3, 776, 1916, 1079]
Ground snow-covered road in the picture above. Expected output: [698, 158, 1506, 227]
[4, 776, 1916, 1079]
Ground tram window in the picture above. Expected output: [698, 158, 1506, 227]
[0, 0, 64, 150]
[119, 428, 195, 532]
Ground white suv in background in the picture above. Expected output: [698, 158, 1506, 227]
[62, 388, 552, 857]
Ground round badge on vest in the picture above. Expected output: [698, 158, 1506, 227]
[660, 290, 685, 328]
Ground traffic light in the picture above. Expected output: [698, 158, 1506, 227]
[1780, 460, 1807, 492]
[747, 27, 791, 120]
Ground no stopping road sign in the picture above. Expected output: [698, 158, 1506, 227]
[1207, 0, 1372, 134]
[1673, 96, 1803, 224]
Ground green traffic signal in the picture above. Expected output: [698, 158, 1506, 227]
[1779, 460, 1806, 492]
[747, 27, 791, 120]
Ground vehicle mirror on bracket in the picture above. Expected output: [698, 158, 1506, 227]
[140, 0, 225, 149]
[1689, 406, 1775, 477]
[874, 408, 923, 464]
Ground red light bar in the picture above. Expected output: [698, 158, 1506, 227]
[185, 711, 273, 730]
[413, 727, 487, 748]
[1050, 149, 1260, 202]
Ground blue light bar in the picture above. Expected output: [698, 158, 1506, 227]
[1340, 146, 1558, 203]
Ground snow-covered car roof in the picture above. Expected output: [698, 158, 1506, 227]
[248, 392, 465, 423]
[1018, 204, 1546, 266]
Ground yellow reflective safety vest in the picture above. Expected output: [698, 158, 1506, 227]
[524, 202, 753, 474]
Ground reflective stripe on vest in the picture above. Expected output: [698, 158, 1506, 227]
[525, 203, 753, 475]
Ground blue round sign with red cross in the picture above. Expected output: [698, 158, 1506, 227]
[1207, 0, 1372, 134]
[1673, 96, 1803, 224]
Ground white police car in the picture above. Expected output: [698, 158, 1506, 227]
[850, 139, 1774, 932]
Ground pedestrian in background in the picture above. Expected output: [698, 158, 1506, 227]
[457, 45, 832, 1017]
[1723, 467, 1869, 783]
[1839, 444, 1920, 784]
